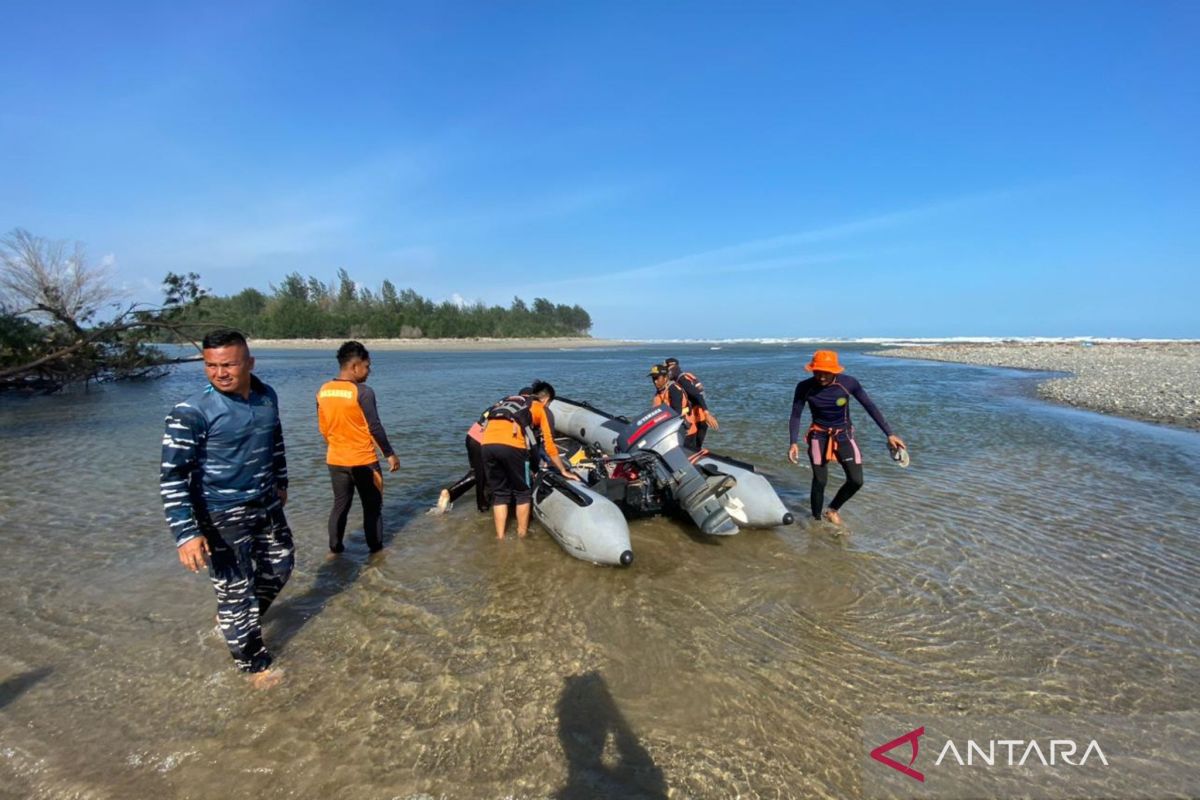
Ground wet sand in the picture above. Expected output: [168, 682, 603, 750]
[869, 341, 1200, 430]
[248, 336, 637, 351]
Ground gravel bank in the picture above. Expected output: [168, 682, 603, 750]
[868, 342, 1200, 431]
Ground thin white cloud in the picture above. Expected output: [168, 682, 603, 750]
[422, 182, 633, 237]
[524, 183, 1046, 294]
[638, 185, 1034, 276]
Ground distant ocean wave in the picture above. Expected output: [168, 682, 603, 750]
[621, 336, 1200, 346]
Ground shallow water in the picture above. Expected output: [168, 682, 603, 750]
[1, 344, 1198, 799]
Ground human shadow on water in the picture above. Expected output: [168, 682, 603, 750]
[0, 667, 52, 710]
[556, 671, 667, 800]
[266, 490, 425, 655]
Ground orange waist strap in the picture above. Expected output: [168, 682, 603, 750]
[807, 424, 847, 462]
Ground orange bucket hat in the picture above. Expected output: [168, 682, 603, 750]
[805, 349, 845, 374]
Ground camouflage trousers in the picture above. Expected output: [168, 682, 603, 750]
[201, 499, 295, 672]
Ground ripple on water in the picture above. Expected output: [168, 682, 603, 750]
[1, 345, 1198, 797]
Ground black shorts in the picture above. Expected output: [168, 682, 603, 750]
[482, 443, 531, 504]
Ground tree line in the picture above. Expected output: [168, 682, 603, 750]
[173, 268, 592, 339]
[1, 228, 592, 392]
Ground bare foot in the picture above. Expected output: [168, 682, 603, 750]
[822, 509, 843, 526]
[436, 489, 451, 514]
[248, 669, 284, 690]
[517, 529, 528, 539]
[496, 533, 506, 540]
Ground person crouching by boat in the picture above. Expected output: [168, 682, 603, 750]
[786, 350, 906, 526]
[316, 341, 400, 554]
[664, 357, 719, 449]
[160, 329, 294, 687]
[435, 384, 550, 515]
[480, 380, 578, 539]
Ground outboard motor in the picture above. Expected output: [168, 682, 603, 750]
[617, 407, 739, 535]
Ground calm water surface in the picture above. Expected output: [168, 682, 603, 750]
[1, 344, 1198, 798]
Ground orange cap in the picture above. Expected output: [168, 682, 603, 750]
[805, 350, 844, 374]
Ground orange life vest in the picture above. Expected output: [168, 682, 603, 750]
[676, 371, 712, 427]
[653, 383, 697, 436]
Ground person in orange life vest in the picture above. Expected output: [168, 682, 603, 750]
[521, 382, 560, 472]
[480, 380, 577, 539]
[436, 384, 556, 515]
[786, 350, 905, 526]
[316, 341, 400, 554]
[664, 357, 719, 449]
[649, 363, 696, 443]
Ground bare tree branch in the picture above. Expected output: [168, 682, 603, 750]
[0, 228, 117, 331]
[1, 229, 209, 392]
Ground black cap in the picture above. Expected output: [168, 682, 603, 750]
[664, 357, 679, 366]
[648, 364, 669, 377]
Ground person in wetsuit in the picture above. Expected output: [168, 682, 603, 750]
[316, 341, 400, 554]
[160, 329, 294, 686]
[664, 357, 719, 449]
[786, 350, 906, 526]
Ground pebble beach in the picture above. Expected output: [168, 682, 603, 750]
[869, 341, 1200, 430]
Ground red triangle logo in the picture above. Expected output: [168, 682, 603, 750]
[870, 726, 925, 782]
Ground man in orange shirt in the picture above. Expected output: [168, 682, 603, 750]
[316, 341, 400, 554]
[480, 380, 576, 539]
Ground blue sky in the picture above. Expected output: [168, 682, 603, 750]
[2, 1, 1197, 338]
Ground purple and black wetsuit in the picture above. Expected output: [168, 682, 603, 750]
[788, 373, 894, 520]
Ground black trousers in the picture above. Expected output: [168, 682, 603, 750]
[328, 464, 384, 552]
[445, 435, 490, 512]
[810, 460, 865, 519]
[202, 500, 295, 672]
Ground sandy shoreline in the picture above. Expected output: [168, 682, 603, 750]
[247, 336, 638, 351]
[869, 342, 1200, 431]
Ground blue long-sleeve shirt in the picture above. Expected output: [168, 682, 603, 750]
[160, 376, 288, 546]
[788, 374, 893, 444]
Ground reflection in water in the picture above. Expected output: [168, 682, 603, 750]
[267, 495, 423, 654]
[2, 344, 1199, 797]
[556, 671, 666, 800]
[0, 667, 52, 710]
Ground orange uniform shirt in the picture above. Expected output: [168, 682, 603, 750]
[317, 379, 394, 467]
[479, 399, 559, 459]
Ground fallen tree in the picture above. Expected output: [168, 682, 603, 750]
[0, 228, 208, 392]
